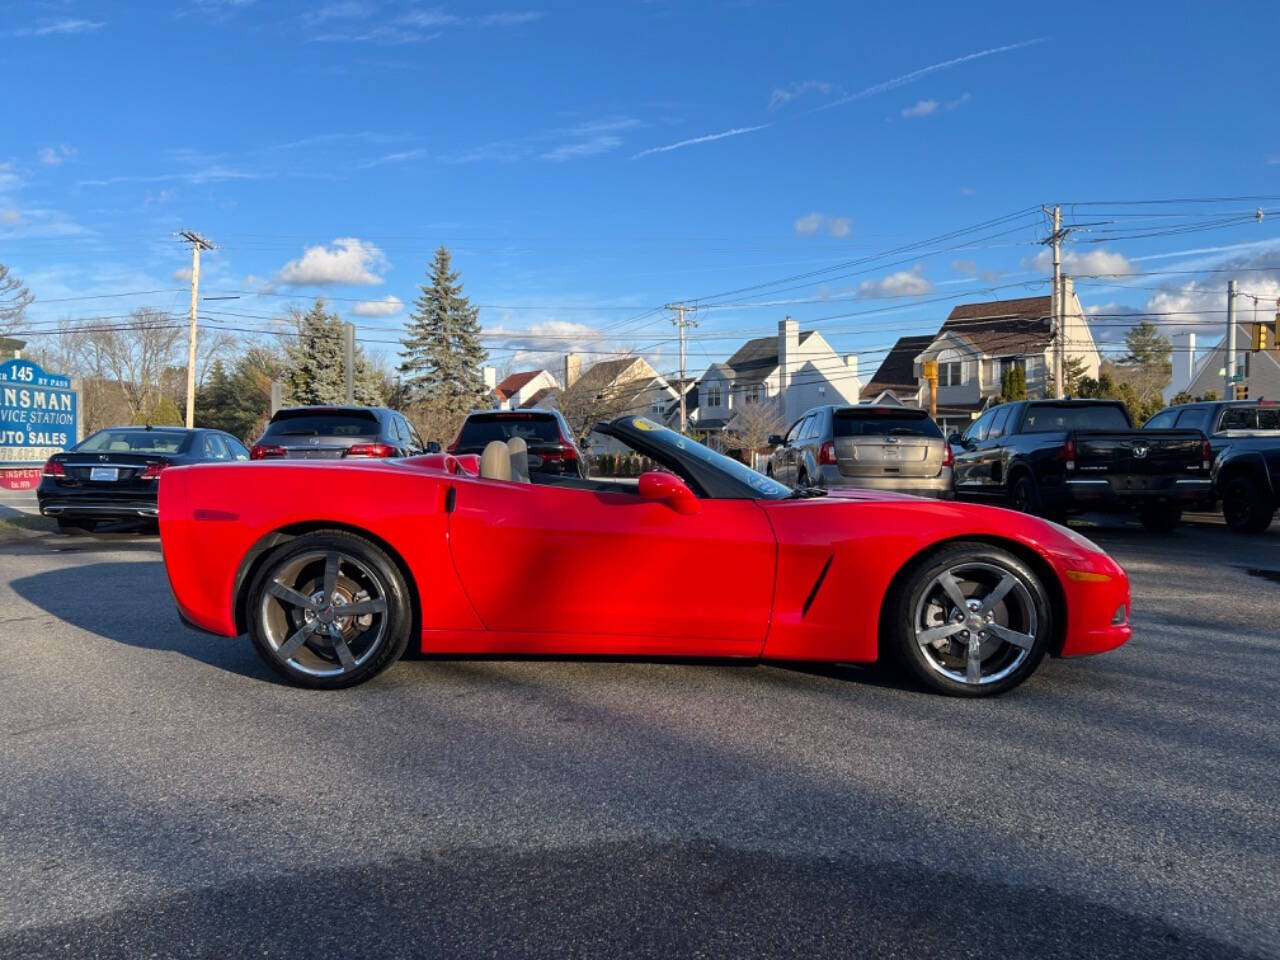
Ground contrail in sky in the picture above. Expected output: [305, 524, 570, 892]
[631, 38, 1046, 158]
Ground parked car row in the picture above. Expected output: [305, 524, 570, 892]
[766, 398, 1280, 534]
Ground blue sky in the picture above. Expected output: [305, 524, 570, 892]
[3, 0, 1279, 381]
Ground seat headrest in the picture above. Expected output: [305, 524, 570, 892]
[507, 436, 531, 483]
[479, 440, 512, 481]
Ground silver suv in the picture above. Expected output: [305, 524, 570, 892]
[766, 404, 953, 498]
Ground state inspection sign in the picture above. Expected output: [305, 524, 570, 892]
[0, 360, 79, 485]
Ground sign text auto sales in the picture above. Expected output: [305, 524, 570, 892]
[0, 360, 79, 464]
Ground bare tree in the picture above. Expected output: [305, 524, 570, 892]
[89, 308, 185, 419]
[550, 355, 649, 441]
[0, 262, 33, 336]
[725, 397, 786, 456]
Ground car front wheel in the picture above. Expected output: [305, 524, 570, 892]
[247, 531, 412, 689]
[1222, 476, 1275, 533]
[886, 542, 1052, 697]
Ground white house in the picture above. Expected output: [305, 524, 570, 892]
[556, 353, 681, 453]
[694, 317, 862, 442]
[861, 284, 1102, 436]
[484, 367, 561, 410]
[1174, 323, 1280, 402]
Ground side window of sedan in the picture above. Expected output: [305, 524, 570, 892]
[784, 418, 806, 444]
[203, 434, 229, 460]
[224, 436, 251, 461]
[986, 406, 1012, 440]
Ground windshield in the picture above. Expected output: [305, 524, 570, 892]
[77, 430, 191, 455]
[1022, 404, 1131, 433]
[457, 414, 562, 447]
[621, 417, 793, 499]
[834, 409, 942, 438]
[264, 413, 379, 438]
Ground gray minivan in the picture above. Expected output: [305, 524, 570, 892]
[766, 404, 953, 497]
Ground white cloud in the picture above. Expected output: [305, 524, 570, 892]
[352, 295, 404, 317]
[359, 148, 428, 168]
[768, 80, 838, 111]
[171, 267, 193, 283]
[952, 258, 978, 276]
[314, 7, 543, 42]
[859, 265, 933, 297]
[947, 92, 972, 109]
[79, 166, 259, 187]
[793, 212, 852, 237]
[273, 237, 388, 287]
[0, 163, 20, 192]
[631, 124, 770, 159]
[6, 19, 106, 37]
[37, 144, 75, 166]
[484, 319, 610, 368]
[901, 99, 938, 118]
[476, 11, 543, 26]
[1029, 248, 1134, 276]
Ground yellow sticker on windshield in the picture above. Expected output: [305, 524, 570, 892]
[634, 418, 658, 431]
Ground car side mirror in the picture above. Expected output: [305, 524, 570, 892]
[425, 441, 442, 454]
[638, 470, 700, 515]
[768, 434, 784, 446]
[948, 433, 964, 447]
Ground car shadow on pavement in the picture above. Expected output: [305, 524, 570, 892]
[9, 560, 275, 683]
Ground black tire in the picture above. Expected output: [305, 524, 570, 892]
[765, 463, 774, 478]
[247, 531, 412, 689]
[885, 541, 1052, 697]
[56, 517, 97, 533]
[1222, 476, 1275, 534]
[1138, 504, 1182, 533]
[1009, 474, 1042, 514]
[797, 468, 810, 488]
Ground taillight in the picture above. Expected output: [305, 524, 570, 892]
[42, 459, 66, 477]
[1202, 437, 1212, 471]
[250, 444, 286, 460]
[1063, 438, 1076, 471]
[446, 441, 459, 454]
[141, 462, 166, 480]
[941, 441, 954, 469]
[541, 443, 579, 462]
[344, 442, 396, 458]
[818, 440, 837, 465]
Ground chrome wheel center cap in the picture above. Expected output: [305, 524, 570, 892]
[318, 606, 335, 624]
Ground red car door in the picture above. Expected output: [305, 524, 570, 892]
[446, 477, 777, 656]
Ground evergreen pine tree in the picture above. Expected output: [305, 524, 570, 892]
[282, 300, 385, 407]
[1000, 363, 1027, 402]
[196, 359, 239, 433]
[399, 246, 488, 418]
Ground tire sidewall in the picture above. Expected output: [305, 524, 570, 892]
[247, 532, 413, 689]
[889, 542, 1052, 697]
[1223, 477, 1271, 533]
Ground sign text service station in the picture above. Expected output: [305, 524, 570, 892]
[0, 359, 80, 491]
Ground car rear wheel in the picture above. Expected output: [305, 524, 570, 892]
[247, 531, 412, 689]
[1137, 504, 1182, 533]
[1222, 476, 1275, 534]
[887, 542, 1052, 697]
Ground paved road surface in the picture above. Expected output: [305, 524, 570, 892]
[1, 516, 1277, 958]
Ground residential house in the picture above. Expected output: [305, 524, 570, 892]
[1169, 326, 1280, 403]
[861, 282, 1102, 435]
[695, 317, 862, 445]
[483, 367, 561, 410]
[558, 352, 681, 453]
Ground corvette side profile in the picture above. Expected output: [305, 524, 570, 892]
[159, 416, 1132, 697]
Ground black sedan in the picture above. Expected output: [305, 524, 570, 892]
[37, 426, 250, 531]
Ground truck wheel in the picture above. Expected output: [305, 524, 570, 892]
[1222, 477, 1275, 534]
[1010, 475, 1040, 514]
[1138, 504, 1182, 533]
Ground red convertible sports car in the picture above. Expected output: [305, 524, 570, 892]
[159, 416, 1131, 697]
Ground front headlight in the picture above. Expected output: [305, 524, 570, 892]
[1044, 519, 1104, 555]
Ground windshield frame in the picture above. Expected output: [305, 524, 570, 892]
[596, 416, 794, 500]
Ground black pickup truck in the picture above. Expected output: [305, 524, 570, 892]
[1212, 436, 1280, 533]
[950, 399, 1212, 531]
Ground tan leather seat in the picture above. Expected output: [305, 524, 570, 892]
[480, 440, 512, 481]
[507, 436, 531, 483]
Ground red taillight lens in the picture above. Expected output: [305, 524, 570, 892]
[344, 442, 396, 458]
[941, 441, 954, 469]
[42, 459, 66, 477]
[540, 444, 579, 462]
[1063, 438, 1076, 470]
[1202, 437, 1212, 470]
[818, 440, 837, 465]
[141, 462, 166, 480]
[250, 444, 286, 460]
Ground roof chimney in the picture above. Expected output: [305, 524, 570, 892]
[483, 366, 497, 391]
[563, 352, 581, 390]
[778, 316, 800, 421]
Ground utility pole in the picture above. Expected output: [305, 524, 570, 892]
[177, 230, 214, 428]
[1225, 279, 1238, 399]
[343, 321, 356, 404]
[666, 303, 697, 432]
[1041, 206, 1067, 398]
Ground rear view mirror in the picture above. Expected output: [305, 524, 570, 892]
[638, 470, 700, 515]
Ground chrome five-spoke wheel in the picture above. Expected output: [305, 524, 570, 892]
[248, 532, 411, 688]
[889, 543, 1051, 696]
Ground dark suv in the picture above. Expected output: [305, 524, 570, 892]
[250, 406, 425, 460]
[450, 409, 585, 477]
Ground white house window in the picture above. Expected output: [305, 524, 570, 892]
[940, 361, 963, 387]
[999, 357, 1025, 382]
[743, 384, 762, 403]
[707, 385, 722, 407]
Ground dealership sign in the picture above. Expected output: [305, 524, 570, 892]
[1, 359, 79, 487]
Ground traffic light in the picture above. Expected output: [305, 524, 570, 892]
[1253, 322, 1271, 352]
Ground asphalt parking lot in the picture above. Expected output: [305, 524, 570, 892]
[1, 491, 1278, 959]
